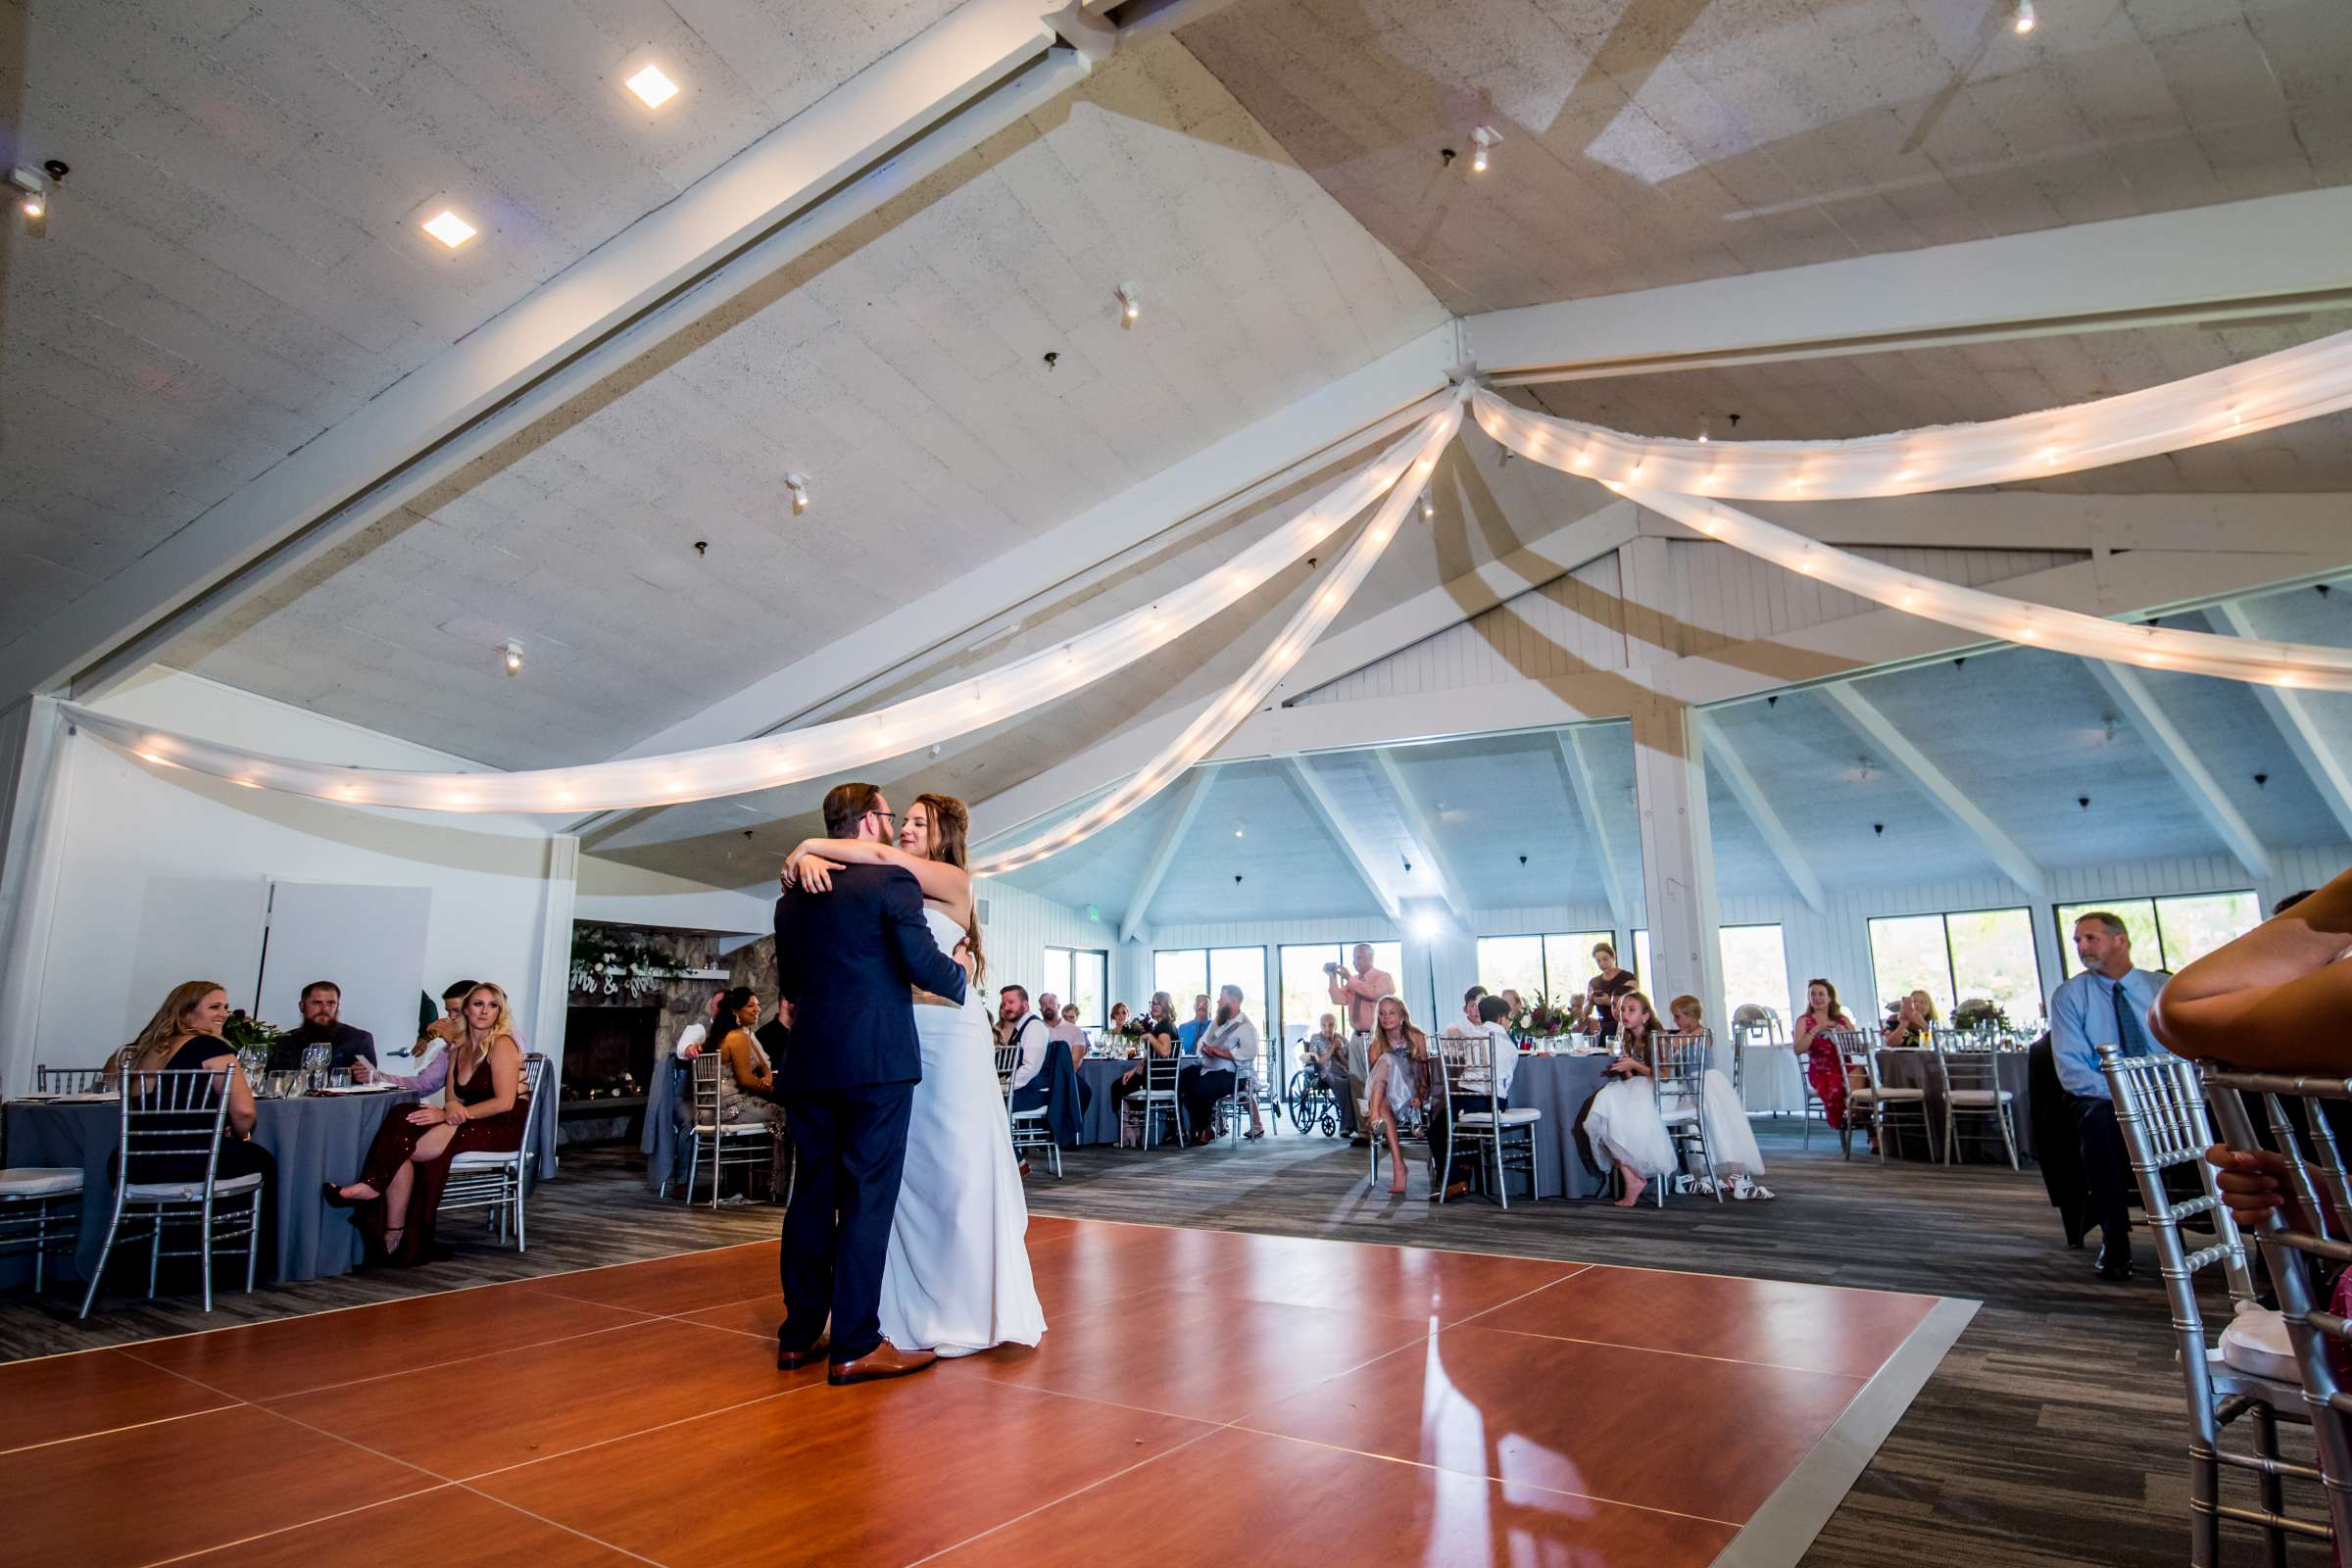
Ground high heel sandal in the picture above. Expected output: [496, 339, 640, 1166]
[321, 1182, 361, 1209]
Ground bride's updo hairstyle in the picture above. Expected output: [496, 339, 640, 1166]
[914, 792, 984, 988]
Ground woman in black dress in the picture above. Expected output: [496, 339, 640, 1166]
[328, 981, 527, 1265]
[104, 980, 275, 1188]
[1578, 943, 1638, 1043]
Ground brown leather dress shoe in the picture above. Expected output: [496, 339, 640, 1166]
[777, 1337, 829, 1371]
[828, 1341, 938, 1387]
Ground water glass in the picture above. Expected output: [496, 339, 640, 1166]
[329, 1069, 351, 1090]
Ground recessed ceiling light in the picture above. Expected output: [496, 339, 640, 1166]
[625, 64, 679, 109]
[422, 209, 477, 248]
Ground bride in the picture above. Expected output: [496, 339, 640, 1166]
[785, 792, 1046, 1357]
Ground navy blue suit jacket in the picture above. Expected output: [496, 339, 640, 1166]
[773, 862, 967, 1093]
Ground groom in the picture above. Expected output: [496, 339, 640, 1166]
[773, 780, 970, 1386]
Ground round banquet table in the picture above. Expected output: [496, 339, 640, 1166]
[1494, 1052, 1615, 1200]
[1072, 1054, 1204, 1147]
[1740, 1045, 1808, 1116]
[1, 1089, 413, 1288]
[1870, 1048, 2035, 1163]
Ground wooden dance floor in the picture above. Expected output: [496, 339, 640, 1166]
[1, 1217, 1969, 1567]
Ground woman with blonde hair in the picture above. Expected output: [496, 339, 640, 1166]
[1667, 994, 1770, 1200]
[784, 790, 1043, 1358]
[1882, 989, 1938, 1049]
[106, 980, 273, 1187]
[1365, 995, 1431, 1197]
[326, 981, 528, 1266]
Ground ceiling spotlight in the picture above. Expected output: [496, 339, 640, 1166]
[8, 161, 62, 238]
[1115, 282, 1141, 327]
[2013, 0, 2035, 32]
[1470, 125, 1499, 174]
[422, 208, 477, 248]
[1696, 418, 1710, 443]
[500, 639, 523, 676]
[1420, 489, 1435, 519]
[786, 472, 811, 515]
[624, 63, 679, 109]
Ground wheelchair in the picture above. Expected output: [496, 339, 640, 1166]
[1285, 1067, 1341, 1138]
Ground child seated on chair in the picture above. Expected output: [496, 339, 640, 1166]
[1667, 996, 1771, 1200]
[1575, 992, 1679, 1207]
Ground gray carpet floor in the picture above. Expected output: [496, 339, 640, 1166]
[1, 1121, 2325, 1565]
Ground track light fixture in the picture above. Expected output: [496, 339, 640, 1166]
[501, 640, 523, 676]
[2013, 0, 2035, 33]
[1470, 125, 1499, 173]
[8, 160, 64, 238]
[1420, 489, 1434, 519]
[1115, 282, 1141, 327]
[786, 472, 810, 515]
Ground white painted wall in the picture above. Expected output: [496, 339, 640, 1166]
[2, 669, 572, 1098]
[575, 858, 772, 936]
[975, 879, 1120, 1006]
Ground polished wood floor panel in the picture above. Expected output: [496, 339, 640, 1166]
[477, 1372, 1212, 1566]
[932, 1425, 1742, 1567]
[0, 1347, 235, 1453]
[169, 1486, 644, 1566]
[1, 1213, 1949, 1566]
[0, 1404, 435, 1568]
[1239, 1323, 1869, 1524]
[1476, 1265, 1941, 1381]
[266, 1317, 818, 1480]
[122, 1286, 654, 1402]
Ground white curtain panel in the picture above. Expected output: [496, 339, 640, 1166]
[1468, 328, 2352, 499]
[974, 403, 1463, 873]
[62, 401, 1454, 815]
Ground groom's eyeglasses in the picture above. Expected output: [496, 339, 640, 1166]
[868, 809, 897, 829]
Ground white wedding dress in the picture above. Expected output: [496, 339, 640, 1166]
[876, 906, 1047, 1357]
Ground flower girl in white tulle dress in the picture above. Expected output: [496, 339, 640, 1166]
[1668, 995, 1771, 1200]
[1580, 991, 1681, 1206]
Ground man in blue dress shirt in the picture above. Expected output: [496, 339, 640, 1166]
[1176, 994, 1210, 1054]
[2049, 911, 2171, 1282]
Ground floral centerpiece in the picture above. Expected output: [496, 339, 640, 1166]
[1111, 1017, 1148, 1057]
[1952, 998, 2010, 1036]
[1518, 991, 1579, 1048]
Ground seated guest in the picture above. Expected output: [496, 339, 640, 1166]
[1000, 985, 1051, 1111]
[1300, 1011, 1358, 1139]
[755, 997, 793, 1071]
[1882, 989, 1938, 1048]
[1187, 984, 1264, 1141]
[1576, 944, 1637, 1041]
[1579, 991, 1679, 1207]
[1109, 994, 1180, 1132]
[1443, 985, 1488, 1039]
[674, 989, 726, 1058]
[1427, 994, 1518, 1200]
[1177, 994, 1210, 1054]
[273, 980, 376, 1071]
[1049, 1002, 1088, 1057]
[1037, 993, 1060, 1028]
[1365, 996, 1432, 1196]
[1667, 995, 1769, 1199]
[710, 986, 789, 1200]
[355, 979, 474, 1094]
[1106, 1001, 1132, 1040]
[2050, 911, 2171, 1281]
[105, 981, 275, 1190]
[1790, 978, 1857, 1134]
[326, 982, 529, 1266]
[1500, 990, 1525, 1033]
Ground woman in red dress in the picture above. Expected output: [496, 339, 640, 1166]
[1791, 978, 1857, 1133]
[327, 982, 528, 1265]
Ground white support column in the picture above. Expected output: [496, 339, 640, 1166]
[1280, 756, 1402, 923]
[1118, 767, 1217, 945]
[1554, 729, 1633, 933]
[1629, 695, 1724, 1032]
[530, 834, 581, 1122]
[1373, 752, 1472, 922]
[1700, 714, 1828, 914]
[1819, 685, 2048, 898]
[2085, 662, 2274, 882]
[0, 697, 75, 1099]
[2212, 601, 2352, 844]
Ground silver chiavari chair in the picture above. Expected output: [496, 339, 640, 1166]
[996, 1045, 1061, 1178]
[439, 1053, 552, 1250]
[35, 1065, 108, 1095]
[1934, 1038, 2020, 1169]
[1835, 1029, 1927, 1160]
[2121, 1054, 2334, 1564]
[79, 1067, 263, 1318]
[1441, 1035, 1542, 1208]
[682, 1053, 776, 1207]
[1652, 1032, 1721, 1206]
[1123, 1049, 1185, 1151]
[0, 1165, 82, 1293]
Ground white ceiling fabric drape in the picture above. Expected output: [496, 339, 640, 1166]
[61, 401, 1453, 815]
[973, 405, 1462, 872]
[1466, 330, 2352, 499]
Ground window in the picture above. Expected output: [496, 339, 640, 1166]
[1718, 924, 1790, 1029]
[1473, 931, 1613, 1009]
[1869, 907, 2041, 1026]
[1153, 946, 1270, 1042]
[1041, 945, 1107, 1032]
[1277, 941, 1403, 1043]
[2056, 891, 2259, 977]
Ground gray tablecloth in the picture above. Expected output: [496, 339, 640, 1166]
[2, 1091, 411, 1287]
[1075, 1057, 1132, 1146]
[1874, 1049, 2034, 1162]
[1496, 1053, 1614, 1200]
